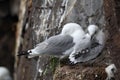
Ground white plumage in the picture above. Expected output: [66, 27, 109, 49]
[18, 23, 106, 64]
[18, 23, 84, 59]
[69, 25, 99, 63]
[74, 30, 106, 63]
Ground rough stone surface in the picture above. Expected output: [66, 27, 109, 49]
[104, 0, 120, 79]
[54, 64, 107, 80]
[16, 0, 120, 80]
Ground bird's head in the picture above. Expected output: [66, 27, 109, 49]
[87, 25, 99, 36]
[61, 23, 83, 35]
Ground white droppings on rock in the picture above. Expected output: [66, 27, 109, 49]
[58, 0, 77, 28]
[25, 22, 29, 30]
[95, 74, 98, 78]
[47, 0, 54, 6]
[105, 64, 117, 80]
[38, 68, 43, 76]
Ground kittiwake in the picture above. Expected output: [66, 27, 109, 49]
[18, 23, 85, 59]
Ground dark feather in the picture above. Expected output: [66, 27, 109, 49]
[74, 48, 90, 59]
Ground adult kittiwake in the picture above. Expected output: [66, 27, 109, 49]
[69, 25, 106, 64]
[18, 23, 85, 59]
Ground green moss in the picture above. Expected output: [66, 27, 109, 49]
[42, 56, 59, 75]
[50, 56, 59, 72]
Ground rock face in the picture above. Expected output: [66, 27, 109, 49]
[104, 0, 120, 79]
[54, 65, 107, 80]
[15, 0, 120, 80]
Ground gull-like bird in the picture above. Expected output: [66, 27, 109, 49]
[69, 25, 105, 64]
[74, 27, 106, 63]
[18, 23, 85, 59]
[0, 67, 12, 80]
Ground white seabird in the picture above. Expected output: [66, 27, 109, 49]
[0, 67, 12, 80]
[74, 29, 106, 62]
[18, 23, 85, 59]
[69, 25, 106, 64]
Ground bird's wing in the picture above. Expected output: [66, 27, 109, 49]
[69, 35, 92, 63]
[34, 35, 75, 56]
[74, 44, 104, 62]
[74, 35, 91, 53]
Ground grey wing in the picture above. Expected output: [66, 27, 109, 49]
[75, 36, 91, 53]
[75, 30, 106, 62]
[35, 35, 75, 56]
[74, 45, 104, 62]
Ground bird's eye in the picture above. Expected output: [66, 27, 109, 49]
[94, 30, 97, 34]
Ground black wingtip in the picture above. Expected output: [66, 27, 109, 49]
[17, 51, 29, 56]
